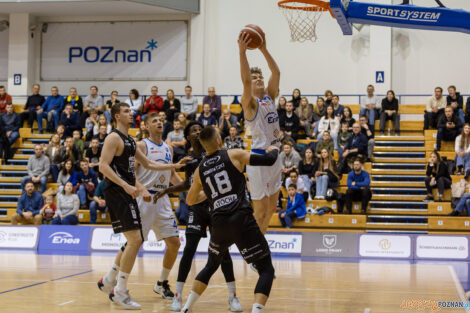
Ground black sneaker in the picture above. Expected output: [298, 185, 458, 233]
[449, 211, 460, 216]
[153, 280, 174, 299]
[424, 195, 434, 202]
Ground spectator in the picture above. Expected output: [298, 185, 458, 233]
[92, 114, 112, 137]
[63, 136, 81, 166]
[89, 180, 107, 224]
[360, 85, 381, 128]
[180, 85, 198, 121]
[380, 90, 400, 136]
[359, 115, 375, 160]
[60, 104, 81, 138]
[203, 87, 222, 120]
[21, 144, 50, 193]
[455, 124, 470, 176]
[436, 106, 462, 151]
[57, 159, 75, 194]
[125, 89, 142, 126]
[73, 130, 84, 155]
[447, 85, 465, 124]
[22, 84, 45, 129]
[340, 106, 356, 130]
[290, 88, 301, 109]
[424, 87, 447, 130]
[343, 159, 371, 214]
[56, 125, 65, 144]
[278, 183, 306, 228]
[324, 90, 333, 106]
[1, 103, 21, 146]
[158, 111, 173, 140]
[85, 109, 99, 141]
[280, 101, 300, 141]
[298, 148, 316, 196]
[93, 125, 108, 148]
[143, 86, 164, 120]
[315, 131, 334, 157]
[277, 96, 287, 118]
[449, 193, 470, 216]
[0, 85, 12, 114]
[37, 86, 62, 132]
[104, 90, 120, 123]
[136, 120, 149, 141]
[424, 150, 451, 202]
[219, 109, 239, 140]
[71, 158, 98, 210]
[296, 97, 314, 138]
[337, 122, 352, 157]
[314, 148, 340, 200]
[82, 86, 103, 127]
[45, 134, 64, 182]
[317, 105, 340, 148]
[312, 97, 327, 138]
[285, 170, 309, 201]
[85, 137, 101, 174]
[0, 119, 10, 161]
[176, 112, 188, 129]
[40, 195, 56, 225]
[198, 103, 217, 127]
[64, 87, 83, 114]
[11, 181, 43, 225]
[163, 89, 181, 122]
[52, 181, 79, 225]
[224, 126, 244, 150]
[339, 123, 368, 173]
[331, 95, 344, 119]
[166, 119, 187, 161]
[280, 142, 302, 178]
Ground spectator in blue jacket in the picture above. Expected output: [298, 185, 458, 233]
[198, 103, 217, 126]
[345, 159, 371, 214]
[71, 158, 98, 209]
[278, 184, 306, 228]
[338, 123, 368, 173]
[60, 103, 81, 138]
[89, 180, 106, 224]
[11, 181, 43, 225]
[37, 86, 63, 132]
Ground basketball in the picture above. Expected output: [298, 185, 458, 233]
[241, 24, 265, 49]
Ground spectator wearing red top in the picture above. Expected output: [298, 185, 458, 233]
[0, 86, 12, 114]
[143, 86, 164, 122]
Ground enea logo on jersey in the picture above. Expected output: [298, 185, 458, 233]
[265, 112, 279, 124]
[203, 156, 221, 167]
[49, 232, 81, 244]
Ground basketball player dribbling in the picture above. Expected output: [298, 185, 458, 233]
[97, 103, 186, 310]
[238, 31, 282, 234]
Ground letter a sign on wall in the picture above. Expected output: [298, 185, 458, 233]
[376, 71, 384, 83]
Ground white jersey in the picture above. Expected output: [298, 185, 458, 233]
[136, 138, 172, 191]
[246, 95, 281, 150]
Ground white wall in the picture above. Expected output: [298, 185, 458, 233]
[0, 27, 8, 84]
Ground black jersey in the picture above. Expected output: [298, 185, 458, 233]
[199, 149, 251, 217]
[105, 129, 137, 189]
[184, 151, 205, 186]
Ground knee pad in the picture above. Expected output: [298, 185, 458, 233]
[195, 255, 220, 285]
[253, 256, 275, 296]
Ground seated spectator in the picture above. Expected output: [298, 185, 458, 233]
[331, 95, 344, 119]
[57, 125, 65, 144]
[45, 134, 64, 182]
[296, 97, 314, 138]
[176, 112, 188, 129]
[125, 89, 142, 126]
[180, 85, 198, 121]
[0, 85, 12, 114]
[424, 87, 446, 130]
[360, 85, 381, 128]
[280, 142, 301, 178]
[11, 181, 43, 225]
[0, 118, 11, 161]
[73, 130, 84, 155]
[85, 138, 101, 174]
[340, 106, 356, 130]
[159, 111, 173, 140]
[447, 85, 464, 124]
[52, 181, 79, 225]
[57, 159, 74, 194]
[285, 170, 309, 201]
[21, 144, 50, 193]
[143, 86, 164, 121]
[64, 87, 83, 114]
[290, 88, 302, 109]
[163, 89, 180, 122]
[339, 123, 368, 173]
[424, 150, 451, 202]
[166, 119, 186, 161]
[63, 136, 81, 166]
[224, 126, 244, 150]
[198, 103, 218, 127]
[298, 148, 316, 196]
[314, 148, 340, 199]
[280, 101, 300, 140]
[278, 183, 306, 228]
[317, 105, 340, 148]
[1, 103, 21, 147]
[71, 158, 98, 210]
[437, 106, 462, 151]
[219, 109, 239, 139]
[60, 104, 81, 138]
[337, 122, 352, 157]
[203, 86, 222, 120]
[312, 97, 326, 138]
[82, 86, 103, 127]
[277, 96, 287, 119]
[380, 90, 400, 136]
[93, 125, 108, 148]
[40, 195, 56, 225]
[21, 84, 45, 129]
[104, 90, 120, 123]
[85, 109, 99, 141]
[455, 124, 470, 177]
[343, 159, 371, 214]
[37, 86, 62, 132]
[358, 115, 375, 160]
[89, 180, 106, 224]
[324, 90, 333, 106]
[92, 114, 112, 138]
[315, 131, 334, 158]
[136, 120, 149, 141]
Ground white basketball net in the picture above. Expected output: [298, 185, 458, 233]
[279, 2, 325, 42]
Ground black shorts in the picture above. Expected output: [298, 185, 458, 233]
[104, 185, 142, 237]
[186, 201, 211, 238]
[209, 208, 270, 264]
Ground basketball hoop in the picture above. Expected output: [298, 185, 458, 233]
[278, 0, 333, 42]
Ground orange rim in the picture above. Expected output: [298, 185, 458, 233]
[278, 0, 334, 16]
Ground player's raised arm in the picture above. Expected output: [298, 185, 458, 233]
[134, 139, 190, 171]
[238, 32, 258, 120]
[186, 166, 206, 206]
[228, 146, 279, 172]
[259, 41, 280, 101]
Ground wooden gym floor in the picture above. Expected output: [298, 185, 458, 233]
[0, 252, 468, 313]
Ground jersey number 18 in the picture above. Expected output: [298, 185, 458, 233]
[205, 170, 232, 199]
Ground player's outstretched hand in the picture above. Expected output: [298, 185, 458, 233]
[123, 183, 139, 199]
[238, 32, 252, 53]
[153, 190, 165, 204]
[141, 189, 152, 202]
[175, 156, 192, 169]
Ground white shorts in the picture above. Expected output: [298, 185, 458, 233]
[137, 194, 179, 241]
[246, 151, 282, 201]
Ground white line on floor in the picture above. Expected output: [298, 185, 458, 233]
[448, 265, 470, 313]
[58, 300, 75, 306]
[364, 308, 371, 313]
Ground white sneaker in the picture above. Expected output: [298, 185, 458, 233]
[109, 288, 141, 310]
[97, 277, 116, 296]
[229, 296, 243, 312]
[171, 296, 182, 312]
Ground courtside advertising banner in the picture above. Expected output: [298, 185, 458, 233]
[0, 226, 39, 249]
[41, 21, 187, 80]
[38, 225, 91, 254]
[90, 227, 127, 251]
[416, 235, 469, 260]
[359, 234, 412, 259]
[0, 29, 7, 81]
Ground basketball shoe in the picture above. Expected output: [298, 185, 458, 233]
[153, 280, 175, 299]
[97, 277, 116, 296]
[229, 296, 243, 312]
[109, 288, 141, 310]
[171, 295, 183, 311]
